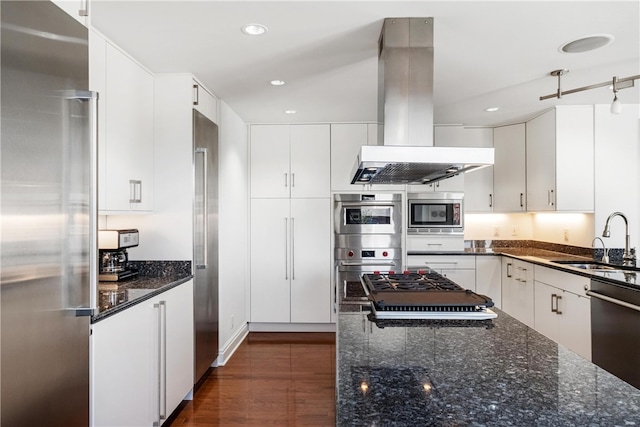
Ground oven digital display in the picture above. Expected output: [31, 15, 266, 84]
[361, 250, 375, 258]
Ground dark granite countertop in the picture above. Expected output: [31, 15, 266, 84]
[409, 246, 640, 289]
[337, 307, 640, 426]
[92, 261, 192, 323]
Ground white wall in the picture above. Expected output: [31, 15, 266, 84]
[464, 213, 533, 240]
[594, 104, 640, 251]
[532, 213, 594, 247]
[217, 101, 250, 363]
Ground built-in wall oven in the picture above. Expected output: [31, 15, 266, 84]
[406, 192, 464, 252]
[334, 194, 402, 306]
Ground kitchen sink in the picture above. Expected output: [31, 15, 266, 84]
[551, 260, 623, 272]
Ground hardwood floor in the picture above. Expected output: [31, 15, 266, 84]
[169, 332, 336, 427]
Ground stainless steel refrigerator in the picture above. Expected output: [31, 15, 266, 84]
[1, 2, 97, 426]
[193, 109, 219, 385]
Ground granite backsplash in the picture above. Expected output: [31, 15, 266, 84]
[465, 239, 632, 265]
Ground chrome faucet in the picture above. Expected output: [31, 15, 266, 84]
[591, 237, 609, 263]
[602, 212, 636, 267]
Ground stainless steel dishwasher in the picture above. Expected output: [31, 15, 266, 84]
[588, 276, 640, 389]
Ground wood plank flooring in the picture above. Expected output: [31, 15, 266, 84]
[169, 332, 336, 427]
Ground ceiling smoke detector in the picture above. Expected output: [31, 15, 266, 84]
[559, 34, 614, 53]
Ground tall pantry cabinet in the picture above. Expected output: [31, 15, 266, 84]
[249, 125, 332, 325]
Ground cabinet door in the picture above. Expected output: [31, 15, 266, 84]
[440, 268, 476, 292]
[493, 124, 526, 212]
[501, 259, 534, 327]
[476, 256, 502, 308]
[250, 125, 290, 198]
[558, 291, 591, 361]
[89, 29, 107, 211]
[330, 123, 368, 192]
[104, 43, 154, 211]
[290, 125, 330, 198]
[526, 110, 556, 211]
[250, 199, 291, 322]
[164, 281, 195, 419]
[92, 299, 157, 427]
[192, 81, 218, 123]
[290, 198, 331, 323]
[534, 281, 561, 343]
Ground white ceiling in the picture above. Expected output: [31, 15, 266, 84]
[90, 1, 640, 127]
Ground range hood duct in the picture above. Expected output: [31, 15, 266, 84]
[351, 18, 494, 185]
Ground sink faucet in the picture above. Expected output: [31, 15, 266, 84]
[591, 237, 609, 263]
[602, 212, 636, 267]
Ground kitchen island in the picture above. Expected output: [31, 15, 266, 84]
[337, 306, 640, 426]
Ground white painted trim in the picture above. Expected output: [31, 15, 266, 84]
[248, 322, 336, 333]
[215, 322, 249, 366]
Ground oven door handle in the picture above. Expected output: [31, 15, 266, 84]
[586, 290, 640, 313]
[339, 261, 397, 267]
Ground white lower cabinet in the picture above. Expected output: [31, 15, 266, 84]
[501, 258, 534, 328]
[475, 256, 502, 308]
[534, 266, 591, 360]
[92, 281, 194, 426]
[406, 255, 476, 291]
[250, 198, 331, 323]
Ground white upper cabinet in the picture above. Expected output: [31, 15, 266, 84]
[330, 123, 405, 192]
[90, 30, 155, 213]
[192, 80, 218, 123]
[51, 0, 88, 26]
[526, 106, 594, 212]
[493, 123, 526, 212]
[251, 124, 330, 198]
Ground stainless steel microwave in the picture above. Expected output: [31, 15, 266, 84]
[407, 193, 463, 233]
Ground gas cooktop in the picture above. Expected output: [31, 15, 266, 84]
[361, 269, 497, 320]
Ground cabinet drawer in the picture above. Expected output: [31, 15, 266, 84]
[406, 235, 465, 253]
[534, 265, 589, 296]
[407, 255, 475, 270]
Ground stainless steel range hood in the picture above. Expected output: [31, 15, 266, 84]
[351, 18, 494, 185]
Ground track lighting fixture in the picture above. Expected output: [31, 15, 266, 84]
[610, 76, 622, 114]
[540, 70, 639, 114]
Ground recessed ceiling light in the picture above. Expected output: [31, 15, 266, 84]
[284, 110, 296, 114]
[241, 24, 268, 36]
[485, 107, 500, 112]
[559, 34, 614, 53]
[270, 80, 285, 86]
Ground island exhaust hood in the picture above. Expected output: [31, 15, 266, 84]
[351, 18, 494, 185]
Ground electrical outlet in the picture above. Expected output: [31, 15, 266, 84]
[563, 228, 569, 242]
[493, 226, 500, 237]
[511, 225, 519, 236]
[231, 315, 235, 329]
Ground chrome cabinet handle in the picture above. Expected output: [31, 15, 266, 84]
[193, 84, 199, 105]
[551, 294, 557, 313]
[291, 173, 295, 187]
[520, 193, 524, 208]
[489, 194, 493, 208]
[556, 295, 562, 315]
[129, 179, 142, 203]
[79, 0, 88, 16]
[291, 217, 295, 280]
[284, 173, 288, 187]
[507, 263, 512, 278]
[548, 189, 555, 206]
[154, 302, 162, 426]
[284, 218, 288, 280]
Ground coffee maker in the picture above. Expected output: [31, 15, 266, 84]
[98, 229, 139, 281]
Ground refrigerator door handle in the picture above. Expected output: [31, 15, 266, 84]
[63, 90, 99, 314]
[195, 148, 208, 269]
